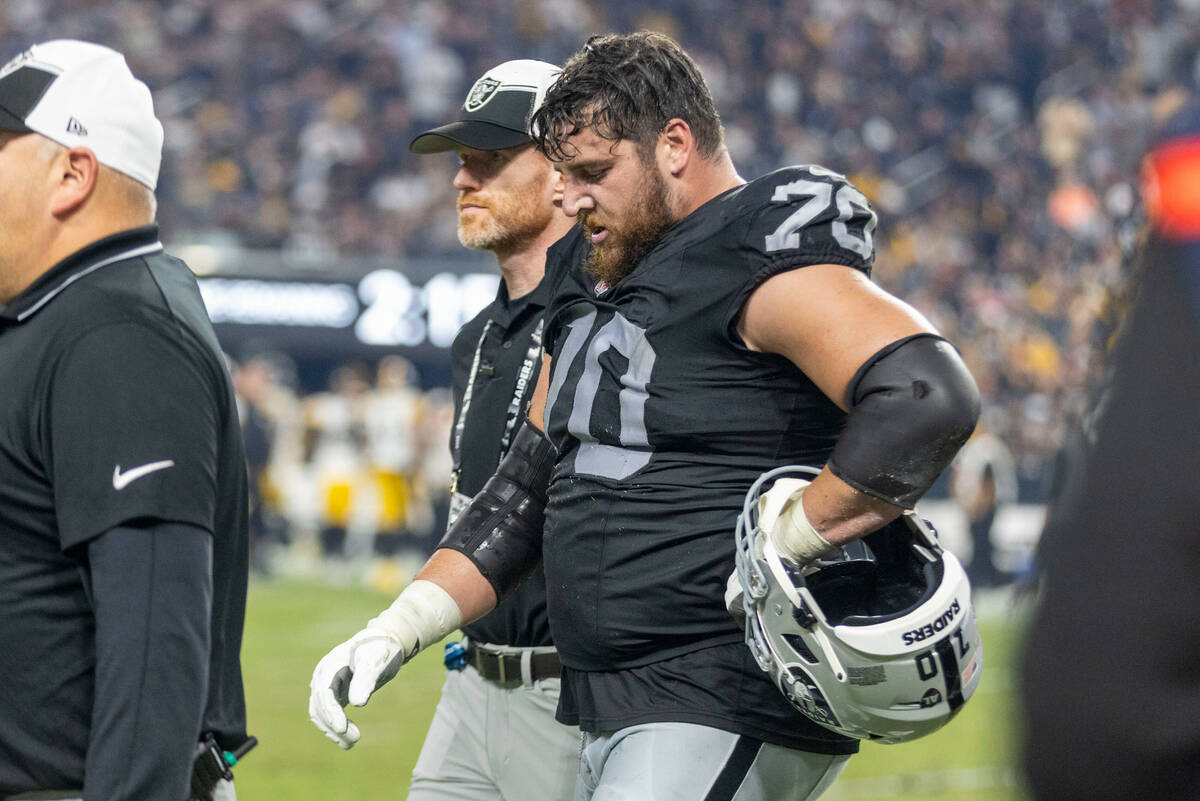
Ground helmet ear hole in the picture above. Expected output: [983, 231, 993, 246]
[782, 633, 819, 664]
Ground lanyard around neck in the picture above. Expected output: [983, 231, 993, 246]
[449, 316, 545, 492]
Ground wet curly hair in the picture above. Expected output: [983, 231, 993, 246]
[531, 31, 725, 163]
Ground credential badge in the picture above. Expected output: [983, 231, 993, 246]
[464, 77, 501, 112]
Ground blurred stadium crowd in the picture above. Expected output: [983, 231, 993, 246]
[6, 0, 1198, 573]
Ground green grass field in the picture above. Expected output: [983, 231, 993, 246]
[236, 578, 1031, 801]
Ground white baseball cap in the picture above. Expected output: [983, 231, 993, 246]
[410, 59, 560, 154]
[0, 39, 163, 190]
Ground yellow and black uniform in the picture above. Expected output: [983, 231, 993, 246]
[0, 225, 249, 800]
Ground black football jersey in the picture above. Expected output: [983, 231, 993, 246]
[541, 164, 877, 673]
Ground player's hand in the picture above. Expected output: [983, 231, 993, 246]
[728, 476, 834, 629]
[308, 579, 462, 749]
[757, 477, 837, 566]
[724, 570, 747, 629]
[307, 625, 411, 749]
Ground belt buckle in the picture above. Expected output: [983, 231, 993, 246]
[496, 653, 508, 684]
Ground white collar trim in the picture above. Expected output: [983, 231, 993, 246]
[17, 241, 164, 322]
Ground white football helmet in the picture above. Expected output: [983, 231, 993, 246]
[734, 465, 983, 744]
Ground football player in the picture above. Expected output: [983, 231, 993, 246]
[309, 32, 979, 801]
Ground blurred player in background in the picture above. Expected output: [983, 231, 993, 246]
[950, 418, 1017, 587]
[304, 364, 371, 559]
[310, 32, 979, 801]
[416, 387, 456, 552]
[312, 60, 580, 800]
[362, 355, 429, 566]
[0, 40, 250, 801]
[1021, 101, 1200, 801]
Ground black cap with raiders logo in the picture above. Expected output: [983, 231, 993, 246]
[409, 59, 560, 154]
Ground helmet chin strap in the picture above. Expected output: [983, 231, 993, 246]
[761, 535, 805, 608]
[809, 626, 847, 683]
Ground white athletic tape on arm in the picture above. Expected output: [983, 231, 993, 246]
[760, 480, 836, 565]
[368, 579, 463, 655]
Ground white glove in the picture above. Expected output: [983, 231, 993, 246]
[212, 778, 237, 801]
[308, 579, 462, 749]
[724, 570, 747, 629]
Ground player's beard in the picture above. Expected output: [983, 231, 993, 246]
[580, 167, 675, 287]
[457, 180, 554, 256]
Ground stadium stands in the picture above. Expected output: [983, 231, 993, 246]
[6, 0, 1194, 512]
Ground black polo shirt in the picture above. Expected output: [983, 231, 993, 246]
[0, 225, 249, 792]
[449, 263, 558, 647]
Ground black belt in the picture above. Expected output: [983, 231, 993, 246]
[466, 644, 561, 687]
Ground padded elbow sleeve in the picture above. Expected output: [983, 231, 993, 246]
[828, 333, 980, 508]
[437, 421, 557, 602]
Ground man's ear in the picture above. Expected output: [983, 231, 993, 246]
[552, 169, 565, 208]
[659, 118, 693, 178]
[49, 147, 100, 217]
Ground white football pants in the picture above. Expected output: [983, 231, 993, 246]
[407, 665, 580, 801]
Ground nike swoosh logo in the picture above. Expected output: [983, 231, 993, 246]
[112, 460, 176, 490]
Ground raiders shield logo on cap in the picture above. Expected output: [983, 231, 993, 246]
[464, 76, 501, 112]
[409, 60, 560, 154]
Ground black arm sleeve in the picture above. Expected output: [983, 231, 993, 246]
[437, 421, 557, 601]
[828, 333, 980, 508]
[83, 522, 212, 801]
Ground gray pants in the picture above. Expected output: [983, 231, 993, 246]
[575, 722, 849, 801]
[407, 665, 580, 801]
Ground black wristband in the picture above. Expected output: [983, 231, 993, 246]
[437, 421, 557, 601]
[828, 334, 980, 508]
